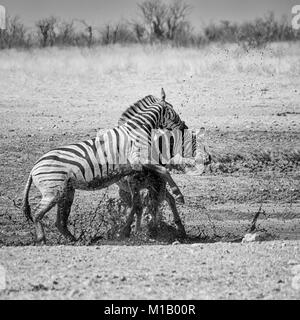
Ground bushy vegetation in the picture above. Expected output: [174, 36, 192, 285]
[204, 13, 299, 50]
[0, 0, 299, 50]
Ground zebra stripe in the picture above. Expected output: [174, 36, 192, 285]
[21, 91, 191, 242]
[118, 95, 159, 125]
[30, 95, 185, 190]
[150, 129, 196, 165]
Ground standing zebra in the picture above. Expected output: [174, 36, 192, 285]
[21, 89, 187, 243]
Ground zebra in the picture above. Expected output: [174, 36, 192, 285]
[56, 97, 193, 239]
[117, 128, 212, 238]
[21, 89, 187, 243]
[117, 91, 186, 203]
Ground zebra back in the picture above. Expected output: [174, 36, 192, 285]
[118, 95, 160, 126]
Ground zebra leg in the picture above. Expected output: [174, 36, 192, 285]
[134, 200, 143, 233]
[165, 190, 186, 237]
[143, 164, 185, 204]
[120, 204, 135, 238]
[119, 186, 132, 237]
[55, 188, 76, 242]
[119, 189, 143, 235]
[144, 179, 165, 237]
[146, 194, 162, 238]
[33, 194, 58, 244]
[119, 188, 132, 213]
[120, 184, 141, 238]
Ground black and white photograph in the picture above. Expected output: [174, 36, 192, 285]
[0, 0, 299, 302]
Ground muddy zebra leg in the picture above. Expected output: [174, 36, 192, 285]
[119, 188, 144, 234]
[133, 194, 143, 233]
[55, 187, 76, 242]
[146, 197, 161, 238]
[120, 182, 141, 238]
[165, 189, 186, 237]
[143, 164, 184, 204]
[33, 193, 58, 244]
[144, 178, 165, 237]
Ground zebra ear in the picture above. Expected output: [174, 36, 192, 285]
[161, 88, 166, 101]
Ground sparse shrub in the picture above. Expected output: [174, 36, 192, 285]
[72, 20, 94, 47]
[136, 0, 194, 46]
[208, 147, 300, 174]
[204, 13, 300, 49]
[69, 193, 125, 244]
[0, 15, 30, 49]
[36, 16, 57, 47]
[55, 21, 76, 46]
[100, 22, 137, 45]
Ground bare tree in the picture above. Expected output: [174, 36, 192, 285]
[0, 15, 28, 49]
[57, 20, 75, 46]
[112, 24, 119, 44]
[77, 20, 93, 47]
[87, 26, 93, 46]
[166, 0, 191, 40]
[36, 17, 57, 47]
[101, 24, 110, 45]
[137, 0, 191, 43]
[71, 19, 93, 47]
[131, 21, 146, 43]
[138, 0, 168, 42]
[100, 22, 135, 45]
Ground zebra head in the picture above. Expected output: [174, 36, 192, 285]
[159, 88, 187, 131]
[155, 127, 211, 175]
[149, 128, 195, 167]
[118, 89, 187, 132]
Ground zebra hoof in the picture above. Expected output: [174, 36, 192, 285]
[35, 236, 46, 245]
[177, 228, 187, 238]
[147, 227, 158, 239]
[175, 195, 185, 204]
[67, 235, 77, 242]
[119, 227, 131, 239]
[118, 233, 130, 240]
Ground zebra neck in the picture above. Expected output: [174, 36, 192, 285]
[118, 95, 160, 125]
[120, 119, 157, 144]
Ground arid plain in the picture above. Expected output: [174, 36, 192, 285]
[0, 43, 299, 299]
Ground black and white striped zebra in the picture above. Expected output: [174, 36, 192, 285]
[21, 89, 186, 243]
[117, 91, 188, 202]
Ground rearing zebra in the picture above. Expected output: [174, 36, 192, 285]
[117, 92, 187, 203]
[21, 89, 186, 243]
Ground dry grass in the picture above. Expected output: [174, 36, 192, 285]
[0, 42, 300, 77]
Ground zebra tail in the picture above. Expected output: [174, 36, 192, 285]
[22, 173, 33, 222]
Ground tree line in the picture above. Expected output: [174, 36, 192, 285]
[0, 0, 299, 50]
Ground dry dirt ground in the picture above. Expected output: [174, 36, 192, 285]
[0, 242, 299, 299]
[0, 45, 299, 299]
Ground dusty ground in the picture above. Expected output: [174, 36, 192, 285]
[0, 242, 300, 300]
[0, 44, 299, 299]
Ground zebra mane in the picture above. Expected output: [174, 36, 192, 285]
[118, 95, 160, 125]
